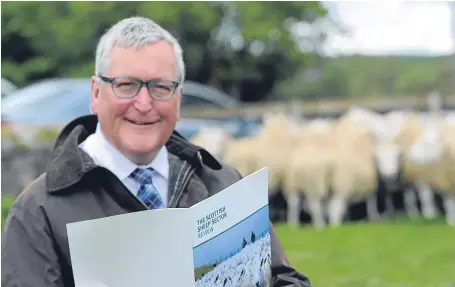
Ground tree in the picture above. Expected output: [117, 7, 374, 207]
[1, 1, 330, 101]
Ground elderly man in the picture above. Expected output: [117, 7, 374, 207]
[1, 16, 311, 287]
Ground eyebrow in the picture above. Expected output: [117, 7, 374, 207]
[123, 76, 175, 82]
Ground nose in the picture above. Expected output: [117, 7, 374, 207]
[133, 86, 153, 113]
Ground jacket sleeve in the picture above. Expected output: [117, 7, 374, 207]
[1, 203, 64, 287]
[269, 223, 312, 287]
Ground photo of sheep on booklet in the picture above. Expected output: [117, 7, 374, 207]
[191, 167, 271, 287]
[66, 167, 270, 287]
[193, 206, 271, 287]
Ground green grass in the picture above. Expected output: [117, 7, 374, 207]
[2, 193, 454, 286]
[194, 264, 216, 281]
[274, 218, 455, 287]
[1, 194, 16, 230]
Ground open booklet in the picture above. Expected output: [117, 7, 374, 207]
[66, 167, 271, 287]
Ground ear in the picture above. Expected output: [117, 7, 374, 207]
[90, 75, 100, 115]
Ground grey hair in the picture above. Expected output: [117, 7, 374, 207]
[94, 16, 185, 84]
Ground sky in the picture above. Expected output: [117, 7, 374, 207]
[320, 1, 455, 56]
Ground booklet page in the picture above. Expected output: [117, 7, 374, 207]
[67, 208, 195, 287]
[191, 167, 272, 287]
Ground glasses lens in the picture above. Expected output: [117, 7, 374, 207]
[112, 78, 140, 98]
[149, 80, 175, 99]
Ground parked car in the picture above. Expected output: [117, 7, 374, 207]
[1, 78, 260, 139]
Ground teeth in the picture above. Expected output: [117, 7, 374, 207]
[126, 119, 156, 125]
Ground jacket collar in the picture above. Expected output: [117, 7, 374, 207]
[45, 115, 221, 193]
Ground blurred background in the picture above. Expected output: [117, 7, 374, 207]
[1, 1, 455, 286]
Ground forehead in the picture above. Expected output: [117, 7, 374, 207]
[107, 41, 177, 80]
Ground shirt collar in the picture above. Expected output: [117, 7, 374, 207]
[94, 124, 169, 181]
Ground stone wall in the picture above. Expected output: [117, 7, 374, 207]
[2, 148, 53, 197]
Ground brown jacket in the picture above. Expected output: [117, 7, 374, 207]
[1, 115, 311, 287]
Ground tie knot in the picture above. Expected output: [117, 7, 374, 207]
[130, 167, 155, 186]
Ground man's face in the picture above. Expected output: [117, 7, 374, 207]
[90, 41, 182, 165]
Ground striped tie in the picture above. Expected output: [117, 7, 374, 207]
[130, 167, 165, 209]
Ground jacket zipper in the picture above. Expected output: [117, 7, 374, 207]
[169, 166, 196, 208]
[102, 161, 196, 210]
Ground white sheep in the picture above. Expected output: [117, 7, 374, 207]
[189, 127, 262, 187]
[284, 108, 391, 229]
[328, 118, 380, 227]
[338, 108, 404, 191]
[372, 141, 402, 216]
[348, 109, 437, 220]
[254, 112, 301, 194]
[194, 234, 271, 287]
[380, 105, 454, 223]
[258, 255, 272, 287]
[445, 111, 455, 127]
[283, 106, 454, 228]
[222, 136, 259, 179]
[189, 127, 233, 160]
[441, 123, 455, 226]
[222, 112, 300, 196]
[373, 110, 414, 214]
[283, 119, 335, 229]
[392, 114, 442, 219]
[406, 120, 455, 226]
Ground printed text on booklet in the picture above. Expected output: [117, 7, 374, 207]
[197, 206, 228, 239]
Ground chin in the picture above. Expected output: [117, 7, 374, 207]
[127, 140, 160, 154]
[118, 124, 172, 158]
[123, 136, 164, 161]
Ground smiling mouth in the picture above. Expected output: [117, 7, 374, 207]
[125, 118, 160, 125]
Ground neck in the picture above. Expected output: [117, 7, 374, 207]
[97, 124, 160, 167]
[127, 151, 159, 166]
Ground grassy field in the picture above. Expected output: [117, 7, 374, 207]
[274, 218, 455, 287]
[2, 194, 454, 286]
[194, 264, 216, 281]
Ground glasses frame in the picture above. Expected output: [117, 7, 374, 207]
[98, 75, 180, 101]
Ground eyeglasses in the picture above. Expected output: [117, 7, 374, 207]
[98, 75, 180, 101]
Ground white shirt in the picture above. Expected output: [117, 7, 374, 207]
[79, 124, 169, 206]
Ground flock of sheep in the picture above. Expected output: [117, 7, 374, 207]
[195, 232, 272, 287]
[190, 101, 455, 230]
